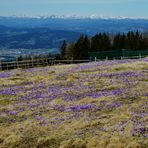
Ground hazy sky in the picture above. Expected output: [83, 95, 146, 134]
[0, 0, 147, 18]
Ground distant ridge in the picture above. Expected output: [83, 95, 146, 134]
[1, 15, 148, 20]
[0, 15, 148, 60]
[0, 15, 148, 34]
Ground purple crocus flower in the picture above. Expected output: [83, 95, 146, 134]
[0, 72, 11, 78]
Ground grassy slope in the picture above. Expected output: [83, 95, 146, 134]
[0, 58, 148, 148]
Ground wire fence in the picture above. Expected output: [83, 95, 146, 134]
[0, 57, 54, 71]
[88, 49, 148, 60]
[0, 49, 148, 71]
[0, 58, 90, 71]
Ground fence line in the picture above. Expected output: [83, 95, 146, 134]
[0, 58, 90, 71]
[0, 57, 54, 70]
[88, 49, 148, 60]
[0, 54, 147, 71]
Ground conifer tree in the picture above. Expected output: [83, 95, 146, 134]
[73, 35, 90, 59]
[91, 33, 111, 51]
[60, 40, 67, 59]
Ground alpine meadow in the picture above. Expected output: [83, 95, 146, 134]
[0, 58, 148, 147]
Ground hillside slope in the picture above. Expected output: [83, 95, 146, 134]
[0, 26, 81, 49]
[0, 58, 148, 147]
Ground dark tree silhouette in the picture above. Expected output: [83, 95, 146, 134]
[73, 35, 90, 59]
[91, 33, 111, 51]
[60, 40, 67, 59]
[60, 31, 148, 60]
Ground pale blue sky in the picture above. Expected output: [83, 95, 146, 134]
[0, 0, 147, 18]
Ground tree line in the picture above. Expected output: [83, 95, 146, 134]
[60, 31, 148, 60]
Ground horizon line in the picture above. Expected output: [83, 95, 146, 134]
[0, 14, 148, 20]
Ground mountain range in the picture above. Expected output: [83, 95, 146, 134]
[0, 16, 148, 60]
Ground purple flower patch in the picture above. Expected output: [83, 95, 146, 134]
[36, 116, 46, 125]
[5, 110, 18, 115]
[144, 93, 148, 96]
[0, 88, 17, 95]
[106, 101, 122, 110]
[112, 89, 123, 96]
[0, 72, 11, 78]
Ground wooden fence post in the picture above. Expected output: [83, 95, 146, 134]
[71, 57, 73, 64]
[53, 59, 55, 65]
[7, 63, 8, 71]
[46, 56, 48, 65]
[16, 57, 19, 68]
[139, 53, 141, 59]
[0, 60, 2, 71]
[31, 56, 34, 67]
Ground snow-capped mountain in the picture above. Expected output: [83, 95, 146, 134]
[2, 14, 148, 20]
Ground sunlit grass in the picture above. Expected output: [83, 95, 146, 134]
[0, 58, 148, 148]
